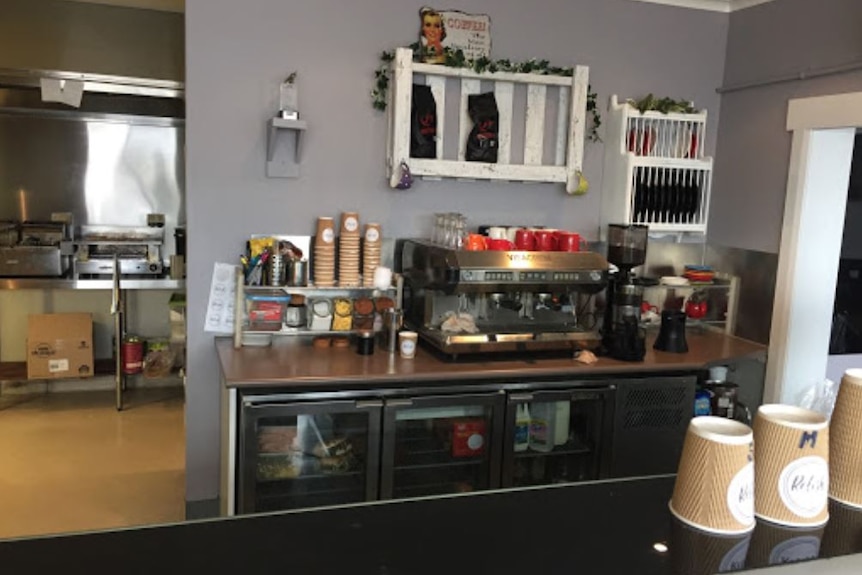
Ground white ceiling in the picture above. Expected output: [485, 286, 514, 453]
[59, 0, 777, 14]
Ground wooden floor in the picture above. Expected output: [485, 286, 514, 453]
[0, 387, 185, 540]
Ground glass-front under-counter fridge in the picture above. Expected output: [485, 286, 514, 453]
[502, 387, 615, 488]
[380, 393, 505, 499]
[238, 397, 382, 514]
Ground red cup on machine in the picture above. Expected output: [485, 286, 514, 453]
[558, 232, 585, 252]
[514, 229, 536, 251]
[534, 230, 557, 251]
[487, 238, 514, 251]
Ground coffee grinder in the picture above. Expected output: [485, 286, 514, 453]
[602, 224, 649, 361]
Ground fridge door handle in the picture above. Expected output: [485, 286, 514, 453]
[386, 399, 414, 408]
[355, 400, 384, 409]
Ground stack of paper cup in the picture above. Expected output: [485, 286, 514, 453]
[362, 223, 382, 287]
[829, 369, 862, 508]
[754, 404, 829, 527]
[670, 416, 755, 535]
[338, 212, 361, 287]
[313, 217, 336, 287]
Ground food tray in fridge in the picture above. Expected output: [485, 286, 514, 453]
[258, 425, 298, 454]
[257, 453, 303, 481]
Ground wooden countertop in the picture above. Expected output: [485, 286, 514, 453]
[216, 331, 766, 389]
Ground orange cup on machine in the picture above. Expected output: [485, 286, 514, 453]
[514, 228, 536, 251]
[558, 232, 586, 253]
[465, 234, 487, 251]
[534, 229, 557, 251]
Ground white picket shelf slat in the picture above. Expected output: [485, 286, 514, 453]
[386, 47, 589, 192]
[554, 87, 570, 166]
[494, 81, 514, 165]
[600, 94, 714, 236]
[407, 158, 567, 183]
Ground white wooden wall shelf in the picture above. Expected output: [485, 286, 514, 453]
[600, 95, 713, 236]
[386, 47, 589, 192]
[266, 117, 307, 178]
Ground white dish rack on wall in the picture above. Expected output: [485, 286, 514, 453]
[600, 94, 713, 236]
[386, 47, 589, 193]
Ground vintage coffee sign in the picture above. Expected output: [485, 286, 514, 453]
[419, 7, 491, 63]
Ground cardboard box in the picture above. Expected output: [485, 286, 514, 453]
[27, 313, 94, 380]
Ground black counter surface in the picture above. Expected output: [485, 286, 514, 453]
[0, 475, 860, 574]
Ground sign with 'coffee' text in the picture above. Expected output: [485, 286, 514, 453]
[418, 7, 491, 64]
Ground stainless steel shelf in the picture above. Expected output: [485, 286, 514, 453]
[0, 278, 186, 290]
[649, 281, 732, 290]
[245, 285, 393, 297]
[243, 329, 358, 337]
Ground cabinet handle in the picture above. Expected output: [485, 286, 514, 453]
[355, 400, 384, 409]
[386, 399, 414, 408]
[509, 393, 534, 402]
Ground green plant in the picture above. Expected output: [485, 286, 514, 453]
[626, 93, 697, 114]
[371, 47, 602, 143]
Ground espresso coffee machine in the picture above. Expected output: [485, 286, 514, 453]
[602, 224, 649, 361]
[397, 240, 609, 357]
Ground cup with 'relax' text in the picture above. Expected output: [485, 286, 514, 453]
[670, 416, 755, 534]
[754, 404, 829, 527]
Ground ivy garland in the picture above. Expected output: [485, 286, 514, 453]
[371, 43, 602, 143]
[626, 93, 697, 115]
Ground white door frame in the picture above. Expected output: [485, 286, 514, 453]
[765, 92, 862, 404]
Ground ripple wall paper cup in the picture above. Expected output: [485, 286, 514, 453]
[821, 498, 862, 558]
[746, 521, 824, 568]
[669, 516, 751, 575]
[670, 416, 755, 535]
[829, 369, 862, 508]
[316, 216, 335, 241]
[754, 405, 829, 527]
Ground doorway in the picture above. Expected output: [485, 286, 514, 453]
[765, 92, 862, 403]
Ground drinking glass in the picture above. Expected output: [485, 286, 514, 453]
[432, 213, 446, 244]
[454, 214, 467, 250]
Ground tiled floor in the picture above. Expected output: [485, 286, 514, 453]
[0, 388, 185, 540]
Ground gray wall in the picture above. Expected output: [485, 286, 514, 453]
[0, 0, 184, 80]
[709, 0, 862, 254]
[185, 0, 729, 503]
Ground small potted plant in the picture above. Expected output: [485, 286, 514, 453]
[625, 94, 699, 158]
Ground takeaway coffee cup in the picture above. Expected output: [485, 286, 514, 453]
[746, 520, 824, 568]
[669, 416, 755, 534]
[399, 331, 418, 359]
[754, 405, 829, 527]
[828, 369, 862, 508]
[669, 516, 751, 575]
[820, 498, 862, 557]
